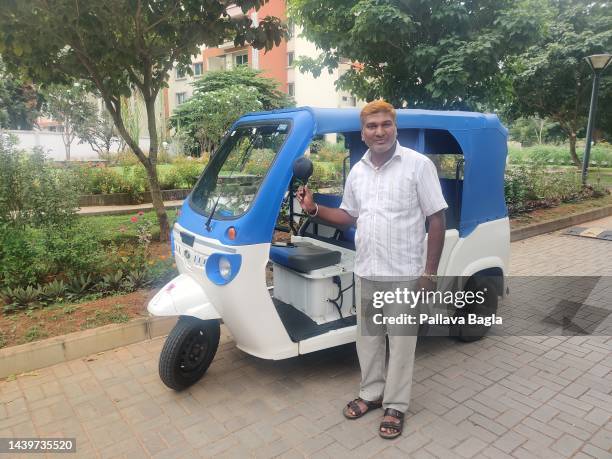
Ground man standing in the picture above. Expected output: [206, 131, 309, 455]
[296, 100, 447, 439]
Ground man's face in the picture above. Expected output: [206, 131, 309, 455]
[361, 111, 397, 155]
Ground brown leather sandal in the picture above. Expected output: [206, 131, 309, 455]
[379, 408, 404, 439]
[342, 397, 383, 420]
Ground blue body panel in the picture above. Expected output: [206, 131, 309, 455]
[177, 107, 508, 243]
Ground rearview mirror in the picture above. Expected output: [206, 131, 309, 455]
[292, 156, 313, 185]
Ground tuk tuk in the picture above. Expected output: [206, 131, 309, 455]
[148, 107, 510, 390]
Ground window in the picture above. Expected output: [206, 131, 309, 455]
[175, 67, 186, 79]
[288, 83, 295, 97]
[235, 53, 248, 66]
[287, 52, 294, 67]
[176, 92, 187, 105]
[193, 62, 203, 76]
[190, 123, 291, 219]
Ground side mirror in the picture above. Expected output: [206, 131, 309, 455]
[292, 156, 313, 185]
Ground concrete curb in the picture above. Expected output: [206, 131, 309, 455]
[0, 316, 177, 379]
[2, 204, 611, 379]
[510, 204, 612, 241]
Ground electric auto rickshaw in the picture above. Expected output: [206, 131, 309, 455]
[148, 107, 510, 390]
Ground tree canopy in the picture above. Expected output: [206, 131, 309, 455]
[506, 0, 612, 164]
[288, 0, 542, 109]
[170, 66, 293, 155]
[42, 84, 98, 161]
[0, 59, 42, 130]
[0, 0, 285, 240]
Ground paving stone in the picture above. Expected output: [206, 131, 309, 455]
[493, 430, 526, 454]
[453, 437, 488, 458]
[551, 434, 583, 457]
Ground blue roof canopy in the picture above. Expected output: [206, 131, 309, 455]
[179, 107, 508, 244]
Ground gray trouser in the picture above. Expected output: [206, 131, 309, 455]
[356, 276, 419, 413]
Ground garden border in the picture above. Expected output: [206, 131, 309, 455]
[2, 203, 612, 379]
[0, 316, 177, 378]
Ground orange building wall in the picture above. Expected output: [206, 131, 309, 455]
[255, 0, 288, 92]
[200, 0, 288, 91]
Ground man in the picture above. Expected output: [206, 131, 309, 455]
[296, 100, 447, 439]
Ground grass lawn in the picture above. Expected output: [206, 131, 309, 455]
[78, 209, 179, 244]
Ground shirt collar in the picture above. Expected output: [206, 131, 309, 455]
[362, 141, 402, 170]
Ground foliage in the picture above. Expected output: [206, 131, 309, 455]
[41, 280, 68, 303]
[508, 117, 565, 146]
[191, 66, 294, 111]
[0, 138, 79, 228]
[0, 0, 286, 242]
[67, 274, 94, 300]
[171, 67, 293, 155]
[288, 0, 542, 109]
[508, 142, 612, 166]
[42, 84, 98, 161]
[0, 57, 43, 130]
[1, 285, 43, 313]
[506, 0, 612, 165]
[77, 109, 120, 158]
[504, 163, 605, 214]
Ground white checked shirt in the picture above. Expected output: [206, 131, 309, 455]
[340, 142, 448, 277]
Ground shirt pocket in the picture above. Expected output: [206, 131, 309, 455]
[383, 175, 417, 215]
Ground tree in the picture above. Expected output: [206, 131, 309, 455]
[77, 109, 120, 160]
[0, 58, 43, 130]
[508, 117, 564, 146]
[43, 84, 97, 161]
[0, 1, 285, 241]
[506, 0, 612, 165]
[287, 0, 542, 109]
[170, 66, 293, 154]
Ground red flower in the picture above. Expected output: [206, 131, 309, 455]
[137, 211, 144, 216]
[130, 216, 138, 223]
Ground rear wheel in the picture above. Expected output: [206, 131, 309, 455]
[159, 316, 220, 390]
[453, 277, 499, 342]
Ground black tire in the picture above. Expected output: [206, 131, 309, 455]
[453, 277, 499, 342]
[159, 316, 220, 390]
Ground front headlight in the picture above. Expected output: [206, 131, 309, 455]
[219, 256, 232, 279]
[205, 253, 242, 285]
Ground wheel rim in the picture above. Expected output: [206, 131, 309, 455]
[179, 328, 209, 373]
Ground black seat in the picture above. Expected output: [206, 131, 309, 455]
[270, 242, 341, 273]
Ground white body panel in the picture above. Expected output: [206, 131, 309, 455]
[443, 219, 510, 281]
[148, 273, 221, 320]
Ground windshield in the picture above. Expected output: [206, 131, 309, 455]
[190, 122, 290, 219]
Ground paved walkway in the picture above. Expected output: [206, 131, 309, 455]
[1, 218, 611, 458]
[78, 201, 184, 216]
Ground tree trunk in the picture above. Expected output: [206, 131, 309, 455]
[145, 161, 170, 242]
[569, 132, 580, 167]
[103, 97, 170, 242]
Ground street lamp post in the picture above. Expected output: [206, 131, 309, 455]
[581, 53, 612, 185]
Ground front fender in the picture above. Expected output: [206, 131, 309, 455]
[148, 274, 221, 321]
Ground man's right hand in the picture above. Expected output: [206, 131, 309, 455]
[296, 185, 316, 215]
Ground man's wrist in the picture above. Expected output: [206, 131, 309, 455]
[422, 272, 438, 283]
[307, 203, 319, 217]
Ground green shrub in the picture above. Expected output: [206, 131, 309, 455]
[86, 167, 129, 194]
[159, 167, 182, 190]
[173, 158, 205, 188]
[0, 225, 50, 287]
[504, 164, 597, 215]
[508, 142, 612, 166]
[0, 140, 79, 228]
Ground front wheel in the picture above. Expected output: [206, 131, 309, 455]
[159, 316, 220, 390]
[453, 277, 499, 342]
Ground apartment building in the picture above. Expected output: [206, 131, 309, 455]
[165, 0, 360, 120]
